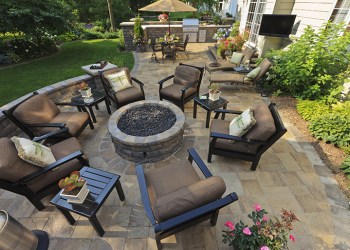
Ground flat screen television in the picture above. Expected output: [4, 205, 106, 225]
[259, 14, 296, 37]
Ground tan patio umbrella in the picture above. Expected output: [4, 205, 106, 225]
[139, 0, 197, 34]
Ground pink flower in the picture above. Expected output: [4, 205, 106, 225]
[243, 227, 252, 235]
[289, 234, 295, 242]
[256, 221, 261, 226]
[254, 204, 261, 211]
[262, 215, 268, 221]
[224, 221, 235, 230]
[260, 246, 270, 250]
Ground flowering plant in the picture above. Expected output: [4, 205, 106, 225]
[212, 27, 232, 41]
[222, 204, 299, 250]
[158, 13, 169, 22]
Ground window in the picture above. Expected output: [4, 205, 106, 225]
[329, 0, 350, 24]
[245, 0, 267, 45]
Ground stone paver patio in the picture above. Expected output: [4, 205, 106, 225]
[1, 43, 349, 250]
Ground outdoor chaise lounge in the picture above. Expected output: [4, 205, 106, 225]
[0, 128, 88, 210]
[205, 45, 256, 74]
[208, 103, 287, 171]
[3, 91, 93, 140]
[209, 58, 272, 87]
[159, 63, 204, 111]
[136, 148, 238, 249]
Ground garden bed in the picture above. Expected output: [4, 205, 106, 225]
[271, 96, 350, 198]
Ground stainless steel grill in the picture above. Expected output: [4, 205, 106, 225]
[183, 18, 199, 42]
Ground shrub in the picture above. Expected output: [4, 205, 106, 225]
[82, 30, 119, 40]
[340, 156, 350, 185]
[0, 53, 12, 65]
[308, 113, 350, 148]
[296, 100, 330, 121]
[133, 16, 144, 45]
[263, 22, 350, 100]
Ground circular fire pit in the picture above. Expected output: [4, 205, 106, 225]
[108, 100, 185, 163]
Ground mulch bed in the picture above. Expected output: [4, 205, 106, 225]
[271, 96, 350, 199]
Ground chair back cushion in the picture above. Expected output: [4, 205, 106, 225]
[154, 176, 226, 221]
[13, 94, 60, 125]
[245, 103, 276, 141]
[0, 138, 39, 183]
[11, 136, 56, 167]
[105, 69, 132, 93]
[241, 46, 256, 64]
[173, 65, 201, 86]
[254, 59, 272, 81]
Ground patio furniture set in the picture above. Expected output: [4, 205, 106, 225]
[0, 55, 285, 249]
[149, 34, 190, 63]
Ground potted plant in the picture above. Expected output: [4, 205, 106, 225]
[133, 16, 146, 52]
[222, 204, 299, 250]
[209, 83, 221, 101]
[79, 82, 92, 97]
[158, 13, 169, 23]
[59, 171, 89, 204]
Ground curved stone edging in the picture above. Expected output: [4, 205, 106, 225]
[108, 100, 185, 163]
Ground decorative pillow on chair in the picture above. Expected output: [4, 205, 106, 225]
[229, 108, 256, 138]
[246, 67, 261, 80]
[230, 52, 244, 64]
[11, 137, 56, 167]
[106, 70, 132, 93]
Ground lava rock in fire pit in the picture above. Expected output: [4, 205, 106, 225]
[117, 105, 176, 136]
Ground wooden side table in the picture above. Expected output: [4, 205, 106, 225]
[69, 90, 111, 123]
[50, 167, 125, 237]
[193, 93, 229, 128]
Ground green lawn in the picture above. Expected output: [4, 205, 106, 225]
[0, 39, 134, 107]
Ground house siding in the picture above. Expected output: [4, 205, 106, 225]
[291, 0, 334, 35]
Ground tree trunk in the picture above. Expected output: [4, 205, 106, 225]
[107, 0, 115, 32]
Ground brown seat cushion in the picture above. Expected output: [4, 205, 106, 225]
[210, 72, 254, 85]
[39, 112, 89, 137]
[173, 65, 201, 86]
[13, 94, 60, 132]
[210, 119, 258, 155]
[160, 84, 197, 100]
[245, 103, 276, 141]
[154, 176, 226, 221]
[0, 137, 40, 183]
[114, 86, 144, 105]
[26, 137, 84, 193]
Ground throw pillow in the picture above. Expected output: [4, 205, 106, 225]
[246, 67, 261, 80]
[105, 70, 132, 93]
[229, 108, 256, 138]
[11, 136, 56, 167]
[230, 52, 244, 64]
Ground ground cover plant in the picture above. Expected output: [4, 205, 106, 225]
[0, 39, 133, 107]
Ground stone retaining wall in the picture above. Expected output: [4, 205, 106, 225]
[0, 75, 99, 138]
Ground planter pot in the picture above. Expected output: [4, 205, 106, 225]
[60, 181, 89, 204]
[159, 19, 168, 23]
[79, 88, 92, 98]
[209, 91, 221, 101]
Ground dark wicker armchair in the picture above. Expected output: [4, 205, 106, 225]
[99, 67, 145, 109]
[136, 148, 238, 249]
[158, 63, 204, 111]
[0, 128, 88, 210]
[208, 103, 287, 171]
[2, 91, 93, 140]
